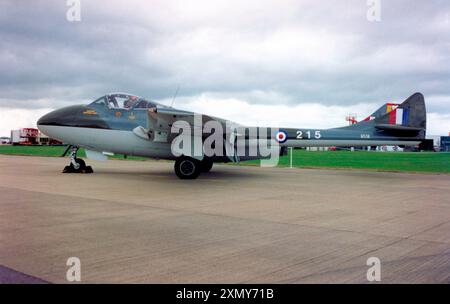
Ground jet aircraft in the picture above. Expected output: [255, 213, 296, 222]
[37, 92, 427, 179]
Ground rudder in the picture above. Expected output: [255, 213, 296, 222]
[374, 93, 426, 139]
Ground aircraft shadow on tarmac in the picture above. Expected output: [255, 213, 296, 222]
[70, 162, 421, 182]
[90, 167, 260, 180]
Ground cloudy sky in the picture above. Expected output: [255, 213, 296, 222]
[0, 0, 449, 137]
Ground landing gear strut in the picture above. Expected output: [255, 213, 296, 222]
[62, 146, 94, 174]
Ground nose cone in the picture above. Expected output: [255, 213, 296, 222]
[37, 105, 110, 140]
[38, 105, 86, 127]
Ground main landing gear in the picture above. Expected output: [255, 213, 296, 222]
[62, 146, 94, 174]
[174, 156, 213, 179]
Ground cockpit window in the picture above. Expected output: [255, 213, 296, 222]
[91, 96, 107, 106]
[107, 94, 139, 109]
[133, 99, 157, 109]
[90, 93, 164, 110]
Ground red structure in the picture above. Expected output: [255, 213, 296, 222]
[345, 114, 358, 125]
[11, 128, 39, 145]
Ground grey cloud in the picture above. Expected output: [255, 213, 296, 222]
[0, 0, 449, 115]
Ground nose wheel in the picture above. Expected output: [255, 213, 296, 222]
[62, 146, 94, 174]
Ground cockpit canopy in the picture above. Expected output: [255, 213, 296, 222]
[90, 93, 162, 110]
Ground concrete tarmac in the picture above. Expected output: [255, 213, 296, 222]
[0, 155, 449, 283]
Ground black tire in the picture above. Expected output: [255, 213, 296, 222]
[200, 160, 213, 173]
[62, 166, 73, 173]
[70, 158, 86, 172]
[174, 157, 201, 179]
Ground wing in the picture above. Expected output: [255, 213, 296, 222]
[132, 106, 240, 161]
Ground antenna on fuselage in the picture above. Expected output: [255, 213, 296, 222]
[170, 85, 180, 108]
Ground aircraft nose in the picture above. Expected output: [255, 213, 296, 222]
[37, 105, 109, 140]
[37, 105, 85, 127]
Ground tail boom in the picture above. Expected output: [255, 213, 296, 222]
[274, 92, 426, 148]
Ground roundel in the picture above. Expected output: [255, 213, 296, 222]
[275, 130, 288, 143]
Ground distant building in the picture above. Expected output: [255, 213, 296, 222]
[38, 133, 62, 145]
[11, 128, 39, 145]
[10, 128, 62, 145]
[441, 136, 450, 152]
[419, 139, 434, 151]
[426, 135, 441, 149]
[377, 145, 404, 152]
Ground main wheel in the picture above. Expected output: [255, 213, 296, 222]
[200, 160, 213, 173]
[174, 157, 201, 179]
[70, 158, 86, 172]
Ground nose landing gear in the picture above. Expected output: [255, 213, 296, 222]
[62, 146, 94, 174]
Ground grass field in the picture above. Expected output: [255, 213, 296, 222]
[0, 145, 449, 173]
[0, 145, 146, 161]
[245, 149, 450, 173]
[0, 145, 72, 157]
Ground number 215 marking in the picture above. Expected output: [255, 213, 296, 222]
[296, 130, 321, 139]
